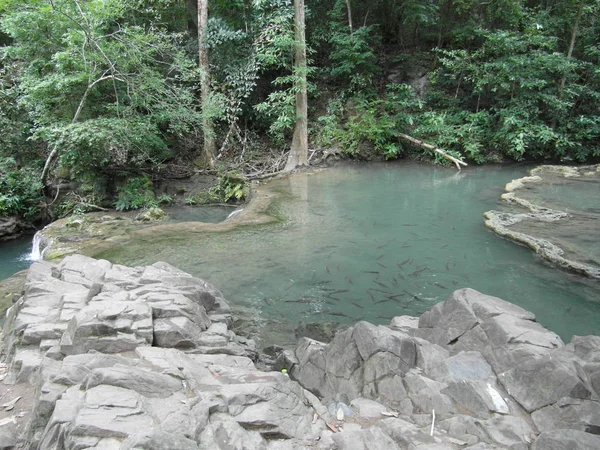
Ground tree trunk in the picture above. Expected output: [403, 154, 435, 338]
[198, 0, 216, 167]
[558, 1, 583, 93]
[345, 0, 353, 33]
[284, 0, 308, 172]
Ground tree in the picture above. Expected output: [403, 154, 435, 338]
[198, 0, 217, 167]
[284, 0, 308, 171]
[1, 0, 202, 187]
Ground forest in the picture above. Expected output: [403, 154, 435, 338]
[0, 0, 599, 225]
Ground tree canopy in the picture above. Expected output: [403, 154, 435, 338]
[1, 0, 599, 221]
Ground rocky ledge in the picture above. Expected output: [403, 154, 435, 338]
[1, 256, 599, 449]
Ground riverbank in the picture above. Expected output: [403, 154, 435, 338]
[1, 255, 598, 449]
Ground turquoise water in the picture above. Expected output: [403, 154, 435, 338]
[165, 205, 237, 223]
[0, 236, 33, 280]
[96, 163, 600, 345]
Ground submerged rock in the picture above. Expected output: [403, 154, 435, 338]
[1, 258, 599, 449]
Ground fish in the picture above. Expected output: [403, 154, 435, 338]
[325, 311, 352, 319]
[326, 266, 331, 274]
[374, 298, 393, 304]
[377, 253, 385, 260]
[445, 262, 450, 271]
[376, 262, 387, 268]
[367, 290, 375, 302]
[350, 301, 364, 309]
[409, 266, 428, 277]
[452, 280, 458, 286]
[369, 287, 393, 295]
[377, 315, 394, 320]
[263, 298, 273, 306]
[363, 270, 380, 274]
[348, 277, 354, 285]
[331, 289, 349, 294]
[285, 298, 316, 304]
[440, 243, 448, 249]
[374, 280, 389, 289]
[397, 273, 406, 280]
[433, 282, 447, 289]
[397, 258, 410, 267]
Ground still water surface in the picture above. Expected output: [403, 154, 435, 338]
[96, 163, 600, 345]
[0, 236, 33, 281]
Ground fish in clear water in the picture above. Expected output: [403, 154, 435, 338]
[350, 301, 364, 309]
[376, 262, 387, 268]
[363, 270, 380, 274]
[433, 282, 447, 289]
[370, 287, 393, 295]
[374, 298, 393, 304]
[374, 280, 389, 289]
[377, 253, 385, 260]
[325, 311, 352, 319]
[409, 266, 428, 277]
[397, 258, 410, 267]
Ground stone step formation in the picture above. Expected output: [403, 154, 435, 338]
[0, 255, 599, 449]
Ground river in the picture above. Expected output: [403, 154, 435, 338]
[90, 162, 600, 346]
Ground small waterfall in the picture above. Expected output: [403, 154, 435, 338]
[29, 231, 44, 261]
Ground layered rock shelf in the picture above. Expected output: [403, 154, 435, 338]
[1, 256, 599, 449]
[484, 164, 600, 279]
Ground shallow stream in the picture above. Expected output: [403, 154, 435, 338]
[94, 163, 600, 346]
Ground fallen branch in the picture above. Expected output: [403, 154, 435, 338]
[397, 133, 467, 171]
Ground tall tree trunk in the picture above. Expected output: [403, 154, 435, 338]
[198, 0, 216, 167]
[345, 0, 353, 33]
[553, 0, 583, 130]
[284, 0, 308, 172]
[558, 0, 583, 93]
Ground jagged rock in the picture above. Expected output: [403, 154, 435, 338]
[531, 429, 600, 450]
[59, 300, 153, 355]
[498, 352, 593, 412]
[2, 259, 599, 450]
[331, 427, 401, 450]
[442, 380, 509, 419]
[531, 397, 600, 433]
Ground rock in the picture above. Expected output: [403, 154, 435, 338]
[428, 351, 494, 383]
[331, 427, 401, 450]
[59, 300, 153, 355]
[498, 352, 593, 412]
[418, 288, 536, 346]
[4, 258, 600, 450]
[531, 429, 600, 450]
[135, 207, 168, 222]
[532, 398, 600, 433]
[350, 398, 389, 419]
[294, 321, 343, 342]
[442, 380, 509, 419]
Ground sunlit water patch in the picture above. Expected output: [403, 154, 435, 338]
[94, 162, 600, 346]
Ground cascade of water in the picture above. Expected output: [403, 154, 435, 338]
[29, 231, 44, 261]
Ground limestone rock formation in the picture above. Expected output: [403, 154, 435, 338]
[1, 258, 599, 450]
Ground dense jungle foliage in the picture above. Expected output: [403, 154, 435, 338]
[0, 0, 599, 223]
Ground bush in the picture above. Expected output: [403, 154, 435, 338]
[114, 177, 158, 211]
[0, 158, 43, 220]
